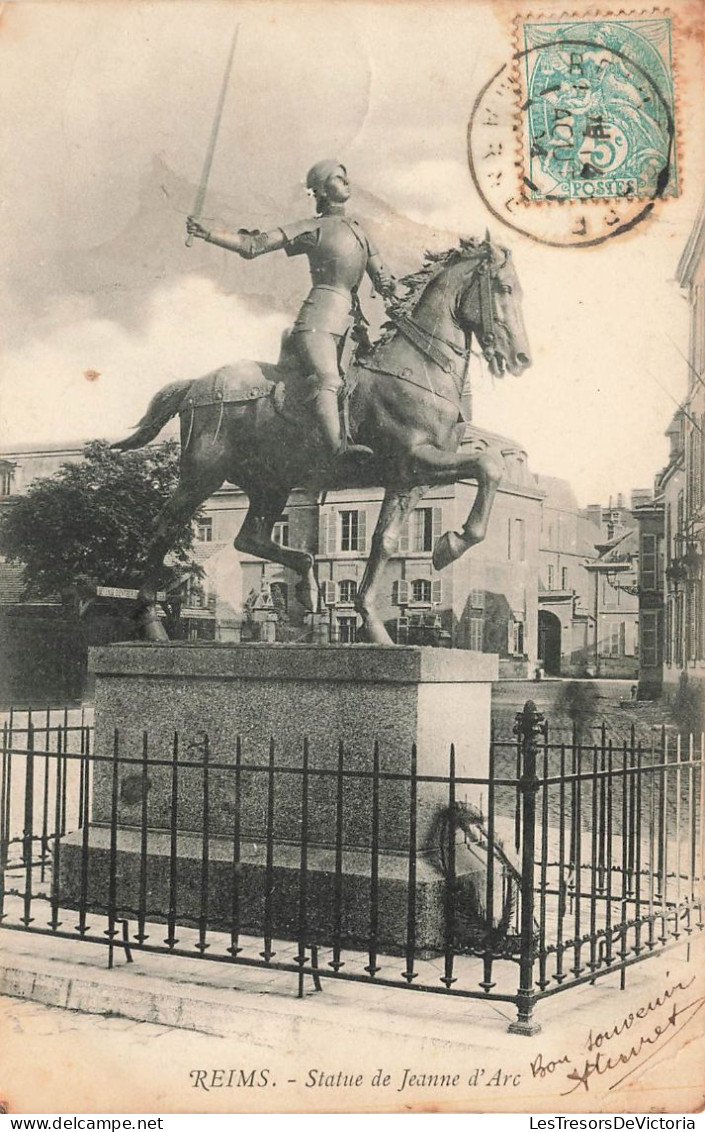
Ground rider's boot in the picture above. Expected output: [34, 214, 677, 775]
[313, 387, 373, 461]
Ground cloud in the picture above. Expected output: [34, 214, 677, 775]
[0, 277, 288, 446]
[376, 160, 478, 233]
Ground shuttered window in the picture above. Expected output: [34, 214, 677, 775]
[338, 579, 357, 605]
[392, 579, 410, 606]
[469, 616, 483, 651]
[411, 507, 443, 552]
[641, 534, 658, 592]
[411, 579, 432, 604]
[508, 620, 524, 655]
[641, 611, 660, 668]
[508, 517, 526, 561]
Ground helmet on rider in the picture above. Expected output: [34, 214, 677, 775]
[306, 159, 347, 198]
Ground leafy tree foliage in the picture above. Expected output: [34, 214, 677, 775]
[0, 440, 198, 603]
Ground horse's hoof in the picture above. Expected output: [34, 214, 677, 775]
[432, 530, 466, 571]
[358, 620, 394, 646]
[295, 576, 319, 612]
[137, 605, 170, 642]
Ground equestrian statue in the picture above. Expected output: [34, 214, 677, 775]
[114, 160, 532, 645]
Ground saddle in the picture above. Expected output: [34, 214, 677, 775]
[181, 329, 362, 439]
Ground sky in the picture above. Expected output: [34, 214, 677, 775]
[0, 0, 702, 506]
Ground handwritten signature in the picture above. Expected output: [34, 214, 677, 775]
[528, 973, 704, 1096]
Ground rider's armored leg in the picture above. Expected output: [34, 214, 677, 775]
[295, 331, 372, 460]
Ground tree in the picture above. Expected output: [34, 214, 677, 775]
[0, 440, 199, 615]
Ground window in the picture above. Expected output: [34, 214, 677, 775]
[470, 588, 485, 610]
[338, 616, 358, 644]
[641, 611, 661, 668]
[412, 507, 441, 552]
[547, 565, 555, 590]
[392, 579, 409, 606]
[0, 463, 14, 497]
[665, 599, 673, 666]
[666, 504, 672, 565]
[561, 566, 569, 590]
[509, 620, 524, 655]
[606, 622, 625, 658]
[602, 577, 620, 607]
[196, 517, 213, 542]
[270, 581, 288, 613]
[469, 616, 484, 651]
[411, 578, 432, 604]
[508, 518, 526, 562]
[340, 510, 366, 552]
[273, 517, 289, 547]
[338, 579, 357, 605]
[641, 534, 659, 592]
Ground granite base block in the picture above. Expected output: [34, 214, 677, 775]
[88, 643, 496, 853]
[78, 643, 497, 956]
[59, 825, 452, 954]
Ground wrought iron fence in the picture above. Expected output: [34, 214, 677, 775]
[0, 702, 702, 1034]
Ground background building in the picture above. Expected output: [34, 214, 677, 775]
[537, 477, 597, 676]
[1, 427, 652, 694]
[633, 495, 665, 698]
[661, 201, 705, 700]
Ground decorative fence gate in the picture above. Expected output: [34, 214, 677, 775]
[0, 702, 702, 1034]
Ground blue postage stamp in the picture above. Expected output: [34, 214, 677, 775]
[520, 16, 678, 202]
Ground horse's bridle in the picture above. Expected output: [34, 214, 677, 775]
[358, 248, 505, 405]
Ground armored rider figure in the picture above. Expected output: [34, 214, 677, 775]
[186, 160, 397, 462]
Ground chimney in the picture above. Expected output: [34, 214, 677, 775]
[631, 488, 653, 509]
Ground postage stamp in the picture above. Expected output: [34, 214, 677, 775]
[519, 15, 678, 203]
[467, 11, 681, 248]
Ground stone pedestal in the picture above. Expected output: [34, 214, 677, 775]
[61, 643, 497, 952]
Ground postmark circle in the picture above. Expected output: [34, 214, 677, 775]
[467, 27, 677, 249]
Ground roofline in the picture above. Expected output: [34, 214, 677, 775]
[676, 196, 705, 288]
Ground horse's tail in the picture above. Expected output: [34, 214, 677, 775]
[112, 380, 193, 452]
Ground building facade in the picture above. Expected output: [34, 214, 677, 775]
[633, 496, 665, 698]
[1, 430, 648, 686]
[661, 199, 705, 699]
[537, 477, 597, 676]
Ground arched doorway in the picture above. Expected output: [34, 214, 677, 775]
[538, 610, 562, 675]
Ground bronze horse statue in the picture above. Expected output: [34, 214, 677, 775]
[115, 234, 531, 644]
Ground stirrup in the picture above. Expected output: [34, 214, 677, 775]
[336, 442, 373, 460]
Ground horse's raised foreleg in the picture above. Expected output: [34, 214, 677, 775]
[408, 444, 504, 571]
[234, 487, 319, 612]
[355, 485, 429, 645]
[137, 470, 225, 640]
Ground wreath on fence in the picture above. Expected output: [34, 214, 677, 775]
[431, 801, 525, 957]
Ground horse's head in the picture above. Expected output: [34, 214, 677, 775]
[453, 233, 532, 379]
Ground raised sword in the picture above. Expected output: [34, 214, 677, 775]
[186, 23, 240, 247]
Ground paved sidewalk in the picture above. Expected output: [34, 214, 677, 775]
[0, 925, 703, 1115]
